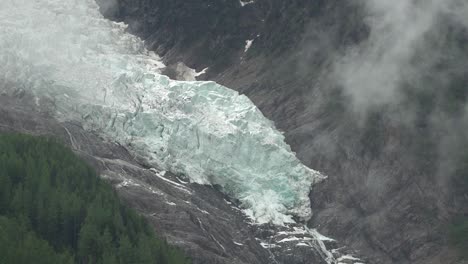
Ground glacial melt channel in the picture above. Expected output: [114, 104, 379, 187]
[0, 0, 324, 225]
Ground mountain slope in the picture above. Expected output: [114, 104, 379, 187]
[0, 94, 269, 264]
[0, 133, 189, 264]
[0, 0, 363, 262]
[100, 0, 468, 263]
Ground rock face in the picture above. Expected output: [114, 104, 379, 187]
[0, 94, 289, 264]
[0, 94, 261, 264]
[1, 91, 370, 264]
[0, 0, 369, 261]
[99, 0, 468, 263]
[96, 0, 258, 73]
[0, 0, 325, 227]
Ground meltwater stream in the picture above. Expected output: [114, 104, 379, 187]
[0, 0, 324, 225]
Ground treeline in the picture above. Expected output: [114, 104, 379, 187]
[449, 152, 468, 257]
[0, 133, 190, 264]
[449, 219, 468, 257]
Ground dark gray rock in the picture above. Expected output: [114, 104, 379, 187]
[97, 0, 468, 263]
[0, 92, 341, 263]
[0, 93, 269, 264]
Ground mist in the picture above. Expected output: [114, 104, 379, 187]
[334, 0, 468, 113]
[95, 0, 120, 18]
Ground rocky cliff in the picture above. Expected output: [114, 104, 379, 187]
[97, 0, 468, 263]
[1, 92, 340, 264]
[1, 0, 374, 262]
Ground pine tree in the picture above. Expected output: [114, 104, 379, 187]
[0, 133, 191, 264]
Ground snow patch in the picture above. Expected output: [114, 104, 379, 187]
[244, 39, 254, 52]
[195, 67, 208, 77]
[152, 170, 191, 193]
[337, 255, 362, 261]
[239, 0, 254, 7]
[313, 229, 335, 242]
[278, 236, 312, 243]
[260, 242, 279, 249]
[172, 62, 208, 81]
[116, 179, 141, 188]
[197, 207, 210, 215]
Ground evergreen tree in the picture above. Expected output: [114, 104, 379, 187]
[0, 133, 191, 264]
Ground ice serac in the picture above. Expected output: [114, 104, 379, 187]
[0, 0, 324, 225]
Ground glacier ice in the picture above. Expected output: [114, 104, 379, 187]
[0, 0, 324, 225]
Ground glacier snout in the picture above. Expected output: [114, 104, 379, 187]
[0, 0, 325, 225]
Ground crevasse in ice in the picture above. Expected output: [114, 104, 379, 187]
[0, 0, 325, 225]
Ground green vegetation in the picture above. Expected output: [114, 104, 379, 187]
[0, 133, 190, 264]
[449, 219, 468, 257]
[450, 150, 468, 256]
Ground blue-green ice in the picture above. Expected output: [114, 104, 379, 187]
[0, 0, 325, 225]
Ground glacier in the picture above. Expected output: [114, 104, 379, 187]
[0, 0, 324, 225]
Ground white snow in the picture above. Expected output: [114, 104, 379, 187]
[197, 207, 210, 215]
[260, 242, 279, 249]
[244, 39, 254, 52]
[149, 168, 160, 173]
[116, 179, 141, 188]
[276, 227, 334, 241]
[211, 235, 226, 252]
[239, 0, 255, 7]
[195, 67, 209, 77]
[176, 177, 189, 184]
[0, 0, 325, 225]
[312, 229, 335, 241]
[277, 226, 309, 236]
[152, 170, 192, 193]
[337, 255, 362, 261]
[307, 228, 336, 264]
[278, 237, 301, 243]
[172, 62, 208, 81]
[278, 237, 312, 243]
